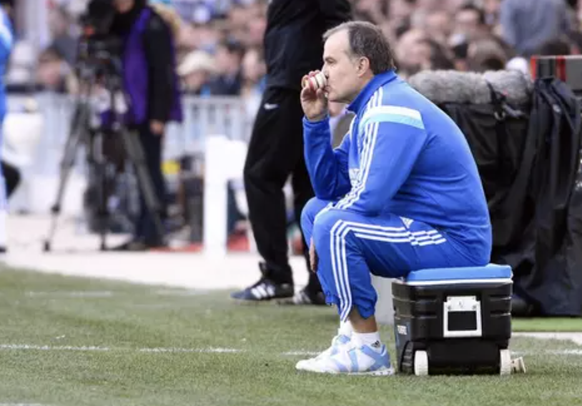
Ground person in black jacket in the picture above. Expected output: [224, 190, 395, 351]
[231, 0, 351, 304]
[109, 0, 183, 250]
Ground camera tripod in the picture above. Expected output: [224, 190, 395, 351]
[43, 65, 166, 252]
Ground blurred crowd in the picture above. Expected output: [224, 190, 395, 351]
[6, 0, 582, 115]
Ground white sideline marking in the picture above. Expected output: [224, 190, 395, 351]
[152, 289, 209, 296]
[0, 345, 111, 351]
[139, 347, 241, 354]
[25, 291, 114, 298]
[0, 344, 242, 354]
[0, 404, 51, 406]
[550, 349, 582, 355]
[25, 290, 209, 299]
[512, 349, 582, 356]
[3, 343, 580, 357]
[514, 332, 582, 346]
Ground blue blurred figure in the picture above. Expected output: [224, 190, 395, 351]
[0, 0, 13, 253]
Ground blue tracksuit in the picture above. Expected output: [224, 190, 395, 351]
[300, 70, 492, 321]
[0, 8, 12, 124]
[0, 8, 13, 215]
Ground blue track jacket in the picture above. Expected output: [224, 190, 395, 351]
[303, 70, 492, 259]
[0, 8, 13, 124]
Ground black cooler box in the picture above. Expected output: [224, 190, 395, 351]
[392, 264, 513, 375]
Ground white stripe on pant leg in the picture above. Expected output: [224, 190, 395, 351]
[330, 217, 448, 321]
[337, 221, 406, 232]
[349, 227, 445, 242]
[339, 225, 354, 321]
[411, 234, 445, 242]
[413, 238, 446, 246]
[329, 220, 349, 312]
[334, 220, 417, 320]
[331, 220, 352, 321]
[348, 228, 410, 238]
[411, 230, 439, 236]
[335, 221, 352, 319]
[354, 233, 446, 246]
[344, 220, 447, 246]
[353, 233, 413, 243]
[332, 221, 355, 322]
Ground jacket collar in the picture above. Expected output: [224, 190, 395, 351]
[347, 69, 397, 115]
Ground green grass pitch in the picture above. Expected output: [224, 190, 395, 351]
[0, 267, 581, 406]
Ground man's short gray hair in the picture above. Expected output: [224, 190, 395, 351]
[323, 21, 396, 74]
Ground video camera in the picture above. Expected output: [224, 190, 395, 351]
[76, 0, 122, 78]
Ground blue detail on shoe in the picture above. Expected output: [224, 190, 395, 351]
[329, 334, 351, 356]
[360, 344, 391, 372]
[332, 359, 349, 373]
[348, 348, 359, 371]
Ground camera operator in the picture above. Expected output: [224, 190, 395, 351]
[108, 0, 183, 251]
[0, 0, 14, 254]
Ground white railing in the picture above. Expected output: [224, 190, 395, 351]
[6, 92, 254, 253]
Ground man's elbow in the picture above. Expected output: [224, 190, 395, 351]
[313, 185, 337, 201]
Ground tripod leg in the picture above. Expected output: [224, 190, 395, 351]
[119, 129, 166, 244]
[93, 132, 110, 251]
[43, 103, 90, 252]
[98, 168, 108, 252]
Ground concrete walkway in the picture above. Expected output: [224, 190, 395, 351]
[2, 214, 309, 290]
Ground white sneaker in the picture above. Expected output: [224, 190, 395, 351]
[296, 339, 394, 376]
[295, 334, 351, 370]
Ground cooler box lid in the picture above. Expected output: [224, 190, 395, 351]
[405, 264, 512, 283]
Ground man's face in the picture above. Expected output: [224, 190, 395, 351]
[426, 12, 452, 43]
[185, 70, 209, 91]
[455, 10, 482, 39]
[322, 30, 362, 104]
[114, 0, 134, 13]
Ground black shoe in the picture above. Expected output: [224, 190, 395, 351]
[230, 263, 294, 301]
[277, 288, 326, 306]
[110, 239, 165, 252]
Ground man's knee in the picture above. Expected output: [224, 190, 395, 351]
[313, 208, 346, 239]
[301, 198, 331, 230]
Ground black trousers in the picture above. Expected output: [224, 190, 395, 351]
[244, 86, 320, 291]
[134, 124, 166, 245]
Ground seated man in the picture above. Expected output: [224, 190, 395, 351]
[297, 21, 492, 375]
